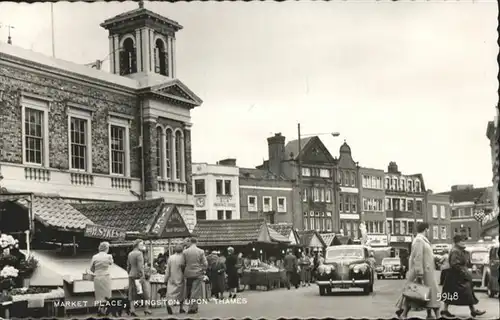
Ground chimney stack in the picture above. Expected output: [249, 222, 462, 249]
[267, 133, 285, 176]
[217, 158, 237, 166]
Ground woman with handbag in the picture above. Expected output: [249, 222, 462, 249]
[440, 235, 485, 318]
[90, 242, 113, 316]
[395, 223, 440, 319]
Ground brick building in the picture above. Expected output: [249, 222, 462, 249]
[425, 191, 452, 244]
[192, 159, 240, 221]
[483, 118, 499, 237]
[437, 185, 493, 242]
[256, 133, 336, 232]
[238, 167, 295, 224]
[0, 5, 202, 231]
[384, 162, 425, 250]
[335, 142, 361, 239]
[359, 167, 386, 235]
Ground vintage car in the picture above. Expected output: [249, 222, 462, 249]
[486, 244, 499, 298]
[315, 245, 374, 296]
[466, 246, 490, 289]
[376, 257, 406, 279]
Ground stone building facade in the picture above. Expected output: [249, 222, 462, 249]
[425, 192, 452, 244]
[0, 5, 202, 229]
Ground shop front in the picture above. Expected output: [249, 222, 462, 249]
[366, 234, 390, 248]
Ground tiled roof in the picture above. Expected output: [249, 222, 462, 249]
[72, 198, 164, 234]
[193, 219, 269, 247]
[29, 196, 93, 231]
[319, 233, 336, 247]
[239, 168, 285, 181]
[267, 226, 291, 243]
[285, 137, 313, 161]
[436, 187, 489, 204]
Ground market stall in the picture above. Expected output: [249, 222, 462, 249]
[298, 230, 326, 254]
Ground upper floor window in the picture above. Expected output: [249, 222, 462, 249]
[338, 171, 343, 185]
[319, 169, 331, 178]
[313, 188, 320, 202]
[432, 205, 438, 218]
[156, 126, 185, 182]
[110, 125, 126, 175]
[23, 103, 48, 166]
[392, 178, 398, 190]
[248, 196, 257, 212]
[440, 205, 446, 219]
[174, 131, 183, 180]
[194, 179, 205, 195]
[195, 210, 206, 221]
[325, 189, 332, 203]
[302, 188, 308, 202]
[119, 37, 137, 75]
[302, 167, 311, 176]
[451, 209, 458, 217]
[350, 172, 356, 186]
[343, 172, 349, 186]
[263, 196, 272, 212]
[224, 180, 232, 195]
[156, 127, 163, 177]
[69, 117, 88, 171]
[408, 200, 414, 212]
[415, 180, 421, 192]
[408, 180, 413, 192]
[165, 128, 173, 179]
[400, 179, 406, 191]
[154, 38, 168, 76]
[216, 179, 223, 195]
[277, 197, 287, 212]
[311, 168, 320, 176]
[416, 200, 422, 213]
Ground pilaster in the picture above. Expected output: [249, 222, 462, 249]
[135, 29, 143, 72]
[113, 35, 120, 75]
[171, 37, 176, 78]
[184, 122, 192, 195]
[143, 119, 158, 192]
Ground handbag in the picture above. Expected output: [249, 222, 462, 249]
[82, 270, 94, 281]
[402, 280, 431, 303]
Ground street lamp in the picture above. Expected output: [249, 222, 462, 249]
[297, 123, 340, 231]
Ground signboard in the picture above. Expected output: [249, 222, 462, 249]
[151, 205, 173, 236]
[159, 207, 191, 239]
[84, 224, 126, 241]
[213, 196, 237, 208]
[366, 234, 389, 247]
[390, 235, 413, 243]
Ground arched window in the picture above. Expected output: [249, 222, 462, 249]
[415, 180, 421, 192]
[392, 178, 398, 190]
[385, 177, 390, 190]
[156, 127, 163, 177]
[400, 179, 406, 191]
[154, 39, 168, 76]
[174, 130, 183, 180]
[165, 128, 173, 179]
[119, 37, 137, 75]
[408, 180, 413, 192]
[343, 171, 349, 186]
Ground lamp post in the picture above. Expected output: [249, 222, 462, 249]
[296, 123, 340, 231]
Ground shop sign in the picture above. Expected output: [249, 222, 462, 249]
[213, 196, 236, 208]
[151, 205, 172, 235]
[390, 235, 413, 243]
[84, 224, 126, 241]
[366, 234, 389, 247]
[160, 209, 190, 238]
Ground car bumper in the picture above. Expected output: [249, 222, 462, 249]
[379, 272, 400, 276]
[316, 279, 370, 287]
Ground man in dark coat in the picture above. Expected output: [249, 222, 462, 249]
[440, 235, 486, 318]
[283, 249, 299, 290]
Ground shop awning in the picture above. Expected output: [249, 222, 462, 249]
[268, 223, 300, 245]
[193, 219, 275, 247]
[267, 226, 291, 243]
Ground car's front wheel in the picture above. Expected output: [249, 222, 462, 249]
[487, 287, 497, 298]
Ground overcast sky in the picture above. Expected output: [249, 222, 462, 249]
[0, 1, 497, 193]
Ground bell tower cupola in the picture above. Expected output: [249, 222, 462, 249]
[100, 1, 182, 78]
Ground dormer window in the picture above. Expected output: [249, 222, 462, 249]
[408, 180, 413, 192]
[154, 38, 168, 76]
[415, 180, 421, 192]
[119, 37, 137, 75]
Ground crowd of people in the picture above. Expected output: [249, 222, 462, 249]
[394, 222, 486, 319]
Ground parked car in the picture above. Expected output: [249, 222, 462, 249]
[376, 257, 406, 279]
[316, 245, 374, 296]
[466, 247, 490, 289]
[486, 244, 499, 298]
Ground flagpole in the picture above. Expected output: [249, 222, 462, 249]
[51, 3, 55, 57]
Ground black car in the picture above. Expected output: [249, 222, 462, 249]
[376, 257, 406, 279]
[315, 245, 375, 295]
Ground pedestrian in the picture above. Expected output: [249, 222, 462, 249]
[395, 223, 440, 319]
[206, 250, 218, 299]
[142, 258, 153, 315]
[164, 244, 186, 315]
[90, 241, 113, 316]
[283, 249, 299, 290]
[225, 247, 239, 298]
[440, 235, 486, 319]
[235, 252, 244, 292]
[312, 249, 319, 281]
[439, 249, 450, 286]
[182, 237, 208, 314]
[208, 251, 225, 300]
[299, 251, 311, 286]
[127, 239, 147, 317]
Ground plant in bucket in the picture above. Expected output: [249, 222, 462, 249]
[0, 265, 19, 300]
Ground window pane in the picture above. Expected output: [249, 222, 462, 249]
[70, 117, 87, 170]
[165, 129, 173, 178]
[110, 125, 125, 174]
[175, 131, 182, 179]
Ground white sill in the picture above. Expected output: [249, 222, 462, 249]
[194, 193, 206, 196]
[24, 162, 44, 167]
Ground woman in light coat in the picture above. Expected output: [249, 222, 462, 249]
[395, 223, 440, 319]
[164, 245, 186, 315]
[90, 242, 114, 316]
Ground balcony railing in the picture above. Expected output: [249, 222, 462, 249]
[158, 179, 186, 193]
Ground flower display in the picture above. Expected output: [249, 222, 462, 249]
[0, 234, 19, 250]
[1, 266, 19, 278]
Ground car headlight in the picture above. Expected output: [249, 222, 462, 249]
[325, 265, 334, 274]
[352, 263, 369, 273]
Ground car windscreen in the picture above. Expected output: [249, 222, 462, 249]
[382, 258, 400, 264]
[470, 251, 489, 264]
[326, 248, 364, 259]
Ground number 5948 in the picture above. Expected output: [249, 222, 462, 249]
[437, 292, 458, 301]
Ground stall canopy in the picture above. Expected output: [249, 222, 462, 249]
[0, 193, 93, 233]
[297, 230, 326, 248]
[332, 235, 354, 245]
[268, 223, 300, 245]
[72, 198, 190, 240]
[319, 233, 336, 247]
[193, 219, 289, 247]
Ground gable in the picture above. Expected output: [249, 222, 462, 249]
[301, 137, 335, 164]
[152, 79, 203, 106]
[310, 234, 324, 247]
[288, 231, 297, 245]
[159, 206, 191, 239]
[257, 224, 271, 243]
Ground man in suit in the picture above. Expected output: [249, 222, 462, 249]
[127, 239, 149, 316]
[283, 249, 299, 290]
[182, 237, 208, 314]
